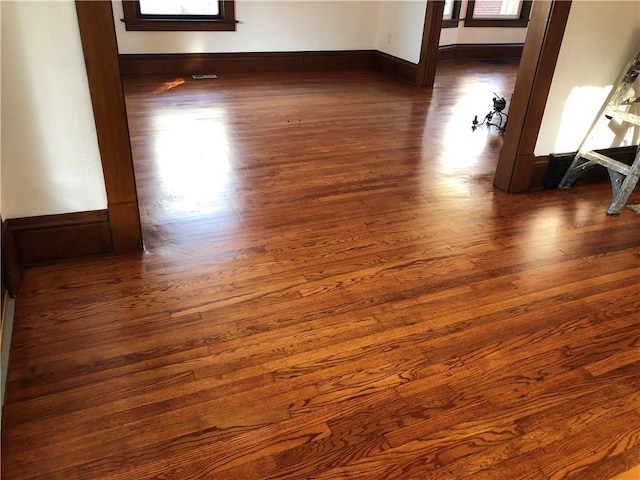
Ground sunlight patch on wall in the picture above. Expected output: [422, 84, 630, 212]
[553, 85, 610, 153]
[553, 84, 639, 154]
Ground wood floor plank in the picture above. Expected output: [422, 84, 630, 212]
[610, 463, 640, 480]
[4, 368, 276, 449]
[537, 411, 640, 480]
[3, 63, 639, 479]
[4, 345, 211, 404]
[2, 405, 203, 478]
[416, 384, 640, 479]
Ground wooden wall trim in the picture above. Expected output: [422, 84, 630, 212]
[75, 1, 143, 254]
[119, 51, 377, 76]
[437, 43, 524, 62]
[118, 45, 523, 84]
[531, 156, 553, 192]
[416, 0, 445, 88]
[121, 0, 237, 32]
[374, 52, 418, 84]
[494, 0, 572, 193]
[1, 221, 22, 297]
[530, 145, 639, 191]
[6, 211, 113, 267]
[465, 0, 532, 28]
[1, 290, 15, 410]
[1, 216, 17, 411]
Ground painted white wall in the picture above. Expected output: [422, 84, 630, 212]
[439, 0, 528, 46]
[114, 0, 530, 63]
[113, 1, 381, 54]
[375, 1, 426, 63]
[535, 1, 640, 156]
[1, 0, 107, 219]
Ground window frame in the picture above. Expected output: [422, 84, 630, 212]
[121, 0, 236, 31]
[442, 0, 462, 29]
[464, 0, 532, 28]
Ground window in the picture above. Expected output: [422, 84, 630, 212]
[122, 0, 236, 31]
[464, 0, 531, 27]
[139, 0, 219, 16]
[442, 0, 462, 28]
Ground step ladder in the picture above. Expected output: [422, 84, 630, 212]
[558, 49, 640, 215]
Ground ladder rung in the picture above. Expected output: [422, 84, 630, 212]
[604, 108, 640, 126]
[580, 150, 632, 175]
[619, 96, 639, 106]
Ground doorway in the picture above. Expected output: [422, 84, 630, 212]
[75, 0, 571, 251]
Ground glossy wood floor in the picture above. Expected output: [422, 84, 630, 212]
[3, 60, 640, 480]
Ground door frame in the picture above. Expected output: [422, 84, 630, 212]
[75, 1, 143, 254]
[493, 0, 572, 192]
[75, 0, 572, 250]
[416, 0, 445, 88]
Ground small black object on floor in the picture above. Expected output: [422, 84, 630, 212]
[471, 93, 509, 134]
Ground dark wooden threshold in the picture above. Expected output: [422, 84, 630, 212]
[5, 211, 114, 273]
[531, 145, 638, 191]
[437, 43, 524, 62]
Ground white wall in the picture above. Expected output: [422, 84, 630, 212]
[114, 0, 530, 64]
[1, 1, 107, 219]
[439, 0, 528, 46]
[113, 1, 381, 54]
[535, 1, 640, 156]
[375, 1, 426, 64]
[114, 0, 431, 64]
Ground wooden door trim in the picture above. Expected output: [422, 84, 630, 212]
[74, 0, 571, 254]
[494, 0, 572, 192]
[416, 0, 445, 88]
[75, 1, 143, 253]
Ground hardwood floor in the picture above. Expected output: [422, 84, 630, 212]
[2, 60, 640, 479]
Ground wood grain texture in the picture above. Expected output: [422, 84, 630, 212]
[75, 1, 143, 253]
[1, 220, 22, 296]
[437, 44, 524, 62]
[7, 211, 113, 265]
[119, 51, 377, 77]
[2, 62, 639, 479]
[374, 51, 419, 84]
[121, 0, 236, 32]
[416, 0, 444, 88]
[494, 0, 572, 193]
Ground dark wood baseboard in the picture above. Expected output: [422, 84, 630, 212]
[119, 50, 377, 76]
[1, 221, 21, 297]
[6, 210, 113, 269]
[119, 45, 523, 81]
[374, 51, 418, 84]
[531, 145, 639, 191]
[531, 157, 552, 191]
[438, 43, 524, 62]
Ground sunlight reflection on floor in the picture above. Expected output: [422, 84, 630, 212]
[152, 108, 233, 216]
